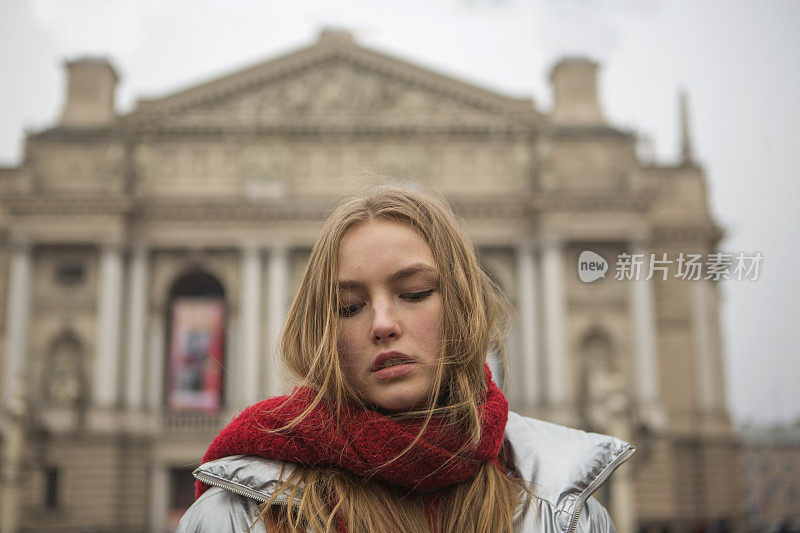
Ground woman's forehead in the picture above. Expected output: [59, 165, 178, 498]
[336, 220, 437, 281]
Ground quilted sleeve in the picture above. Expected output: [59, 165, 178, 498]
[176, 487, 267, 533]
[576, 496, 616, 533]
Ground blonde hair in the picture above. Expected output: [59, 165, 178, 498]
[258, 186, 529, 532]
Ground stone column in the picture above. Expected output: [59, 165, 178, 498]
[125, 245, 149, 411]
[0, 378, 26, 533]
[146, 316, 164, 412]
[2, 241, 32, 408]
[629, 241, 664, 428]
[148, 462, 167, 533]
[607, 373, 636, 533]
[691, 279, 716, 413]
[265, 244, 289, 397]
[239, 245, 263, 407]
[541, 237, 569, 409]
[515, 242, 540, 407]
[224, 316, 237, 411]
[93, 243, 124, 408]
[708, 281, 727, 413]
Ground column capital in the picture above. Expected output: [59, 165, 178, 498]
[239, 243, 264, 260]
[7, 235, 33, 254]
[636, 401, 667, 432]
[629, 230, 652, 250]
[240, 242, 264, 252]
[538, 230, 564, 250]
[98, 240, 125, 254]
[127, 242, 151, 256]
[268, 241, 292, 253]
[516, 240, 535, 254]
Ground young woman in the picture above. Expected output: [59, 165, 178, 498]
[178, 187, 634, 532]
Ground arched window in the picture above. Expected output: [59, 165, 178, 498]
[165, 271, 227, 413]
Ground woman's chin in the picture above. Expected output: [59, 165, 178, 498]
[369, 390, 428, 413]
[360, 376, 437, 413]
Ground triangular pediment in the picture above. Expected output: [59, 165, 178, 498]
[127, 33, 541, 131]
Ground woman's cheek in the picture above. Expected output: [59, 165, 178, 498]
[337, 326, 361, 362]
[336, 331, 350, 361]
[420, 299, 444, 335]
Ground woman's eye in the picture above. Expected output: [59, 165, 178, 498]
[338, 303, 363, 317]
[402, 289, 434, 302]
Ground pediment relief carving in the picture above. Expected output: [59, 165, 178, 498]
[141, 59, 522, 129]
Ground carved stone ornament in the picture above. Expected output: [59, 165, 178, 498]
[153, 60, 501, 129]
[45, 337, 84, 405]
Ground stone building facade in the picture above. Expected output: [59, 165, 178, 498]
[740, 424, 800, 529]
[0, 29, 740, 531]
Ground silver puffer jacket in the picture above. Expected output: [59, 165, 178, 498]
[177, 411, 635, 532]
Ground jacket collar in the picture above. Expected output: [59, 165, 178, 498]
[503, 411, 635, 532]
[193, 410, 634, 530]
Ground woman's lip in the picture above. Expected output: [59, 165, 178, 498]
[371, 351, 413, 372]
[372, 361, 416, 380]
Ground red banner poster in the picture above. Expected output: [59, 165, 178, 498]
[168, 298, 225, 412]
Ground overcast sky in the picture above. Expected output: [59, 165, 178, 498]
[1, 0, 798, 427]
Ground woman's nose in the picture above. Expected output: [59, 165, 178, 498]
[370, 300, 401, 342]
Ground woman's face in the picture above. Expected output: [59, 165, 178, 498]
[336, 218, 443, 412]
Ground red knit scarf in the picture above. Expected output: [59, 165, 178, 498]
[195, 364, 508, 499]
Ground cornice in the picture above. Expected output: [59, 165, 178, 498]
[140, 197, 533, 222]
[532, 190, 655, 212]
[1, 194, 132, 216]
[451, 197, 530, 219]
[140, 198, 331, 222]
[549, 124, 635, 139]
[28, 126, 124, 143]
[653, 223, 725, 244]
[131, 123, 534, 137]
[640, 162, 706, 176]
[0, 191, 678, 224]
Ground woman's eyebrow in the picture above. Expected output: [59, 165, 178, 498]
[337, 263, 438, 290]
[388, 263, 438, 283]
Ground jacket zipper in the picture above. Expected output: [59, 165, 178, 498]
[193, 471, 292, 506]
[565, 445, 635, 533]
